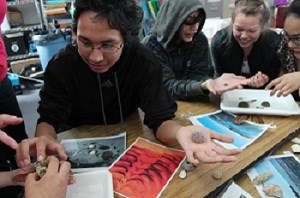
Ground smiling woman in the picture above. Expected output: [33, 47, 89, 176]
[266, 0, 300, 100]
[211, 0, 281, 89]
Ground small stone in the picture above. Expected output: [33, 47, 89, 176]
[191, 131, 206, 144]
[283, 150, 293, 155]
[291, 144, 300, 153]
[88, 144, 96, 149]
[179, 169, 187, 179]
[212, 169, 222, 180]
[263, 183, 283, 198]
[291, 138, 300, 144]
[182, 160, 195, 171]
[89, 150, 96, 155]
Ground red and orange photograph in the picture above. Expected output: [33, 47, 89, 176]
[109, 138, 185, 198]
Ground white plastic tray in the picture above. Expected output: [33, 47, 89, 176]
[220, 89, 300, 116]
[66, 169, 113, 198]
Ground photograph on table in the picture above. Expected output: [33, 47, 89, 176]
[247, 154, 300, 198]
[189, 110, 270, 149]
[221, 181, 253, 198]
[61, 132, 126, 172]
[109, 137, 185, 198]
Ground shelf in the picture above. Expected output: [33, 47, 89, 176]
[7, 53, 39, 62]
[2, 24, 43, 34]
[6, 0, 36, 6]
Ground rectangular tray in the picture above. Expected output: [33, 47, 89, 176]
[66, 169, 113, 198]
[220, 89, 300, 116]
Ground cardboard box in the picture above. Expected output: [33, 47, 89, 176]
[7, 7, 24, 28]
[10, 57, 40, 74]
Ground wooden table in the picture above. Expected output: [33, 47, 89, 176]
[57, 101, 300, 198]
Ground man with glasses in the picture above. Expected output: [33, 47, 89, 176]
[266, 0, 300, 100]
[143, 0, 249, 101]
[16, 0, 242, 170]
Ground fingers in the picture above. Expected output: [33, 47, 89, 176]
[210, 131, 234, 143]
[25, 172, 36, 183]
[17, 139, 32, 169]
[0, 130, 18, 149]
[194, 151, 223, 163]
[194, 146, 240, 163]
[16, 136, 67, 169]
[0, 114, 23, 128]
[185, 150, 199, 165]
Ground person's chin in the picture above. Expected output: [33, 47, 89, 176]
[183, 34, 194, 42]
[239, 41, 252, 49]
[90, 65, 110, 73]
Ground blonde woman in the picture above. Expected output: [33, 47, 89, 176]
[211, 0, 281, 88]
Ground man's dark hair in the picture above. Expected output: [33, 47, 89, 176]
[285, 0, 300, 19]
[72, 0, 144, 43]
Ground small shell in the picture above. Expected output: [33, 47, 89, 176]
[34, 159, 49, 178]
[179, 169, 187, 179]
[88, 144, 96, 149]
[252, 172, 273, 185]
[263, 183, 283, 198]
[291, 138, 300, 144]
[291, 144, 300, 153]
[89, 150, 96, 155]
[191, 131, 206, 144]
[212, 169, 222, 180]
[283, 150, 293, 155]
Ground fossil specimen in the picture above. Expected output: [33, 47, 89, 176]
[263, 183, 283, 198]
[34, 159, 49, 178]
[261, 101, 270, 107]
[179, 169, 187, 179]
[291, 137, 300, 144]
[182, 160, 195, 171]
[212, 169, 222, 180]
[191, 131, 206, 144]
[252, 172, 273, 185]
[238, 99, 257, 108]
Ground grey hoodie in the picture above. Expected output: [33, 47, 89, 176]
[152, 0, 206, 49]
[144, 0, 214, 101]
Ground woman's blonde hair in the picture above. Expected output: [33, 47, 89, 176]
[232, 0, 271, 27]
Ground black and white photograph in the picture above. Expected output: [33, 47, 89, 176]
[61, 132, 126, 171]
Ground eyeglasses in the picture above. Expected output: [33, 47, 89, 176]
[183, 14, 203, 25]
[234, 114, 264, 125]
[77, 39, 123, 54]
[281, 31, 300, 46]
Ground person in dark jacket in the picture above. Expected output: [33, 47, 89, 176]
[16, 0, 241, 169]
[144, 0, 248, 100]
[211, 0, 281, 88]
[266, 0, 300, 100]
[0, 1, 28, 197]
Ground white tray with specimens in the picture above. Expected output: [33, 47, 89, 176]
[66, 169, 113, 198]
[220, 89, 300, 116]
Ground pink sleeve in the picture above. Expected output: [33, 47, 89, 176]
[0, 1, 8, 81]
[0, 32, 8, 81]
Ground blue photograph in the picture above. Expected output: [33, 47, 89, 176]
[248, 155, 300, 198]
[189, 111, 269, 149]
